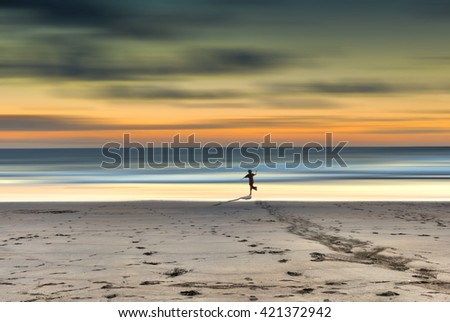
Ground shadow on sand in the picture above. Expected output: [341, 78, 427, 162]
[213, 194, 252, 206]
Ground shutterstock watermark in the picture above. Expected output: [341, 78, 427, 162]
[101, 133, 348, 169]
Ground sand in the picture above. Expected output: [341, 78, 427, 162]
[0, 201, 449, 302]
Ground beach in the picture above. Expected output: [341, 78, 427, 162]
[1, 201, 449, 302]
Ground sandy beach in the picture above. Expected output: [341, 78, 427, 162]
[1, 201, 449, 302]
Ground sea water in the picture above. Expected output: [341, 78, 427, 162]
[0, 147, 449, 201]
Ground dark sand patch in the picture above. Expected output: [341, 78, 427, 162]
[180, 290, 201, 296]
[164, 268, 189, 277]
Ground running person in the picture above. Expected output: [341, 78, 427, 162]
[243, 170, 257, 195]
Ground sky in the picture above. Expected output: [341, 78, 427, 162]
[1, 0, 450, 147]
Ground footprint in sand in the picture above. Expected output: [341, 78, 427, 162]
[164, 268, 189, 277]
[325, 281, 348, 286]
[310, 252, 326, 262]
[143, 261, 161, 265]
[376, 291, 399, 297]
[180, 290, 201, 297]
[0, 282, 15, 286]
[104, 294, 118, 299]
[140, 281, 161, 285]
[274, 294, 294, 298]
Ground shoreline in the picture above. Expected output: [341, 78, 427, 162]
[2, 181, 450, 202]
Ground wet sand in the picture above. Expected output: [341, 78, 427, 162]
[0, 201, 449, 301]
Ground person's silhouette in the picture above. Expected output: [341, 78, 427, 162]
[243, 170, 257, 195]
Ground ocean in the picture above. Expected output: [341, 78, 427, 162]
[0, 147, 449, 201]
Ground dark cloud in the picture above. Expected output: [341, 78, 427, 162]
[0, 115, 108, 131]
[0, 46, 284, 81]
[185, 48, 285, 74]
[0, 114, 318, 132]
[267, 81, 427, 95]
[0, 60, 145, 81]
[97, 86, 243, 100]
[0, 1, 295, 83]
[0, 1, 232, 40]
[0, 0, 126, 36]
[0, 114, 158, 131]
[0, 37, 111, 81]
[0, 0, 108, 24]
[305, 82, 401, 94]
[0, 61, 148, 81]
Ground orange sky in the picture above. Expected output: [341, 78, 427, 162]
[2, 89, 450, 147]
